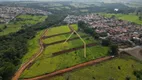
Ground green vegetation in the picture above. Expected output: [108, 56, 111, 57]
[15, 15, 47, 25]
[134, 70, 142, 80]
[45, 24, 78, 36]
[0, 24, 21, 36]
[21, 46, 109, 78]
[0, 14, 65, 80]
[100, 13, 142, 25]
[0, 14, 47, 36]
[50, 55, 142, 80]
[43, 32, 86, 44]
[21, 30, 44, 63]
[43, 37, 98, 56]
[21, 25, 109, 78]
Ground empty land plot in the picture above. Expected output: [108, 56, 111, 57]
[43, 37, 98, 56]
[43, 32, 87, 44]
[45, 24, 78, 36]
[50, 55, 142, 80]
[20, 25, 109, 79]
[21, 45, 109, 78]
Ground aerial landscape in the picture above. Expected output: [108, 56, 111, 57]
[0, 0, 142, 80]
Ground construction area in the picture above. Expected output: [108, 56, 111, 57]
[12, 24, 142, 80]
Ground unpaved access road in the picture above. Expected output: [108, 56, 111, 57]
[23, 56, 114, 80]
[119, 46, 142, 61]
[12, 29, 48, 80]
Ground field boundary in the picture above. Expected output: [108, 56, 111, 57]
[44, 35, 88, 47]
[23, 56, 114, 80]
[52, 43, 96, 56]
[42, 32, 72, 39]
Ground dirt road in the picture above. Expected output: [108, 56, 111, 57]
[12, 29, 48, 80]
[23, 56, 114, 80]
[119, 46, 142, 61]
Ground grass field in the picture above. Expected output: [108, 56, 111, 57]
[45, 24, 78, 36]
[43, 36, 98, 56]
[0, 15, 47, 36]
[15, 15, 47, 25]
[100, 13, 142, 25]
[21, 45, 109, 78]
[20, 24, 109, 78]
[50, 55, 142, 80]
[43, 32, 87, 44]
[0, 24, 21, 36]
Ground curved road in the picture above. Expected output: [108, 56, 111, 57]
[12, 29, 48, 80]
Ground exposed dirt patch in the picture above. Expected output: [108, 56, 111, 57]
[121, 47, 142, 61]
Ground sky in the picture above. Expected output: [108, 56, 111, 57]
[0, 0, 70, 1]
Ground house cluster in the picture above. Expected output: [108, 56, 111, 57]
[64, 14, 142, 45]
[0, 6, 51, 24]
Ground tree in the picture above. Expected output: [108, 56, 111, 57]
[134, 70, 142, 80]
[99, 32, 107, 37]
[0, 76, 2, 80]
[78, 21, 86, 29]
[102, 39, 111, 46]
[78, 21, 97, 38]
[125, 76, 131, 80]
[0, 14, 65, 80]
[3, 25, 7, 29]
[139, 34, 142, 38]
[111, 15, 116, 18]
[0, 29, 2, 32]
[84, 28, 94, 35]
[1, 62, 15, 80]
[139, 16, 142, 21]
[110, 44, 118, 55]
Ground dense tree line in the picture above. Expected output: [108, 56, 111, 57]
[0, 25, 8, 32]
[0, 14, 66, 80]
[78, 21, 95, 37]
[134, 70, 142, 80]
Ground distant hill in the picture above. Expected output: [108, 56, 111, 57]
[73, 0, 142, 3]
[1, 0, 142, 3]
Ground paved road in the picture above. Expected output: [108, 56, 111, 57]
[12, 29, 48, 80]
[24, 56, 114, 80]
